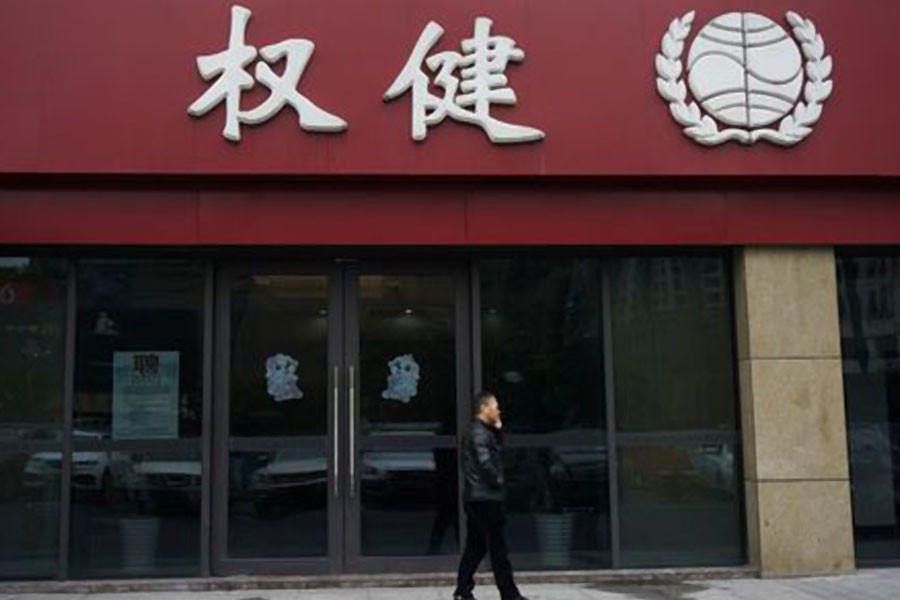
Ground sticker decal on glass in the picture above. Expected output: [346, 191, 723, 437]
[381, 354, 421, 404]
[93, 311, 119, 336]
[265, 353, 304, 402]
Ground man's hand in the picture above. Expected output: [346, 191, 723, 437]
[495, 419, 502, 430]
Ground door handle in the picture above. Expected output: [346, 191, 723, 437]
[333, 365, 340, 499]
[349, 364, 356, 498]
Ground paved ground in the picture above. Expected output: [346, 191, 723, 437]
[2, 569, 900, 600]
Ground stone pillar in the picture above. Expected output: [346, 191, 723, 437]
[734, 247, 855, 577]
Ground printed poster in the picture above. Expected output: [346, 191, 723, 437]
[112, 351, 179, 440]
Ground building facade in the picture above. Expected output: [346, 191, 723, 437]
[0, 0, 899, 583]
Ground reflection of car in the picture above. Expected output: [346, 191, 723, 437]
[249, 449, 327, 514]
[848, 424, 900, 525]
[502, 432, 608, 512]
[689, 443, 735, 493]
[362, 451, 436, 480]
[126, 454, 201, 512]
[22, 431, 129, 497]
[25, 451, 107, 489]
[549, 446, 608, 507]
[362, 451, 437, 506]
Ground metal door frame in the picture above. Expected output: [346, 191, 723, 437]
[341, 260, 470, 573]
[212, 259, 471, 575]
[211, 262, 344, 575]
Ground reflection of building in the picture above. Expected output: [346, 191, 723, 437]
[836, 257, 900, 547]
[838, 258, 900, 374]
[618, 257, 728, 321]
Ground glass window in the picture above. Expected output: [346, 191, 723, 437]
[74, 261, 204, 441]
[0, 257, 67, 437]
[0, 257, 67, 579]
[69, 260, 204, 578]
[228, 448, 328, 558]
[837, 253, 900, 561]
[356, 271, 461, 556]
[359, 274, 457, 436]
[225, 273, 331, 560]
[610, 256, 743, 567]
[229, 274, 329, 438]
[360, 448, 459, 556]
[481, 258, 610, 570]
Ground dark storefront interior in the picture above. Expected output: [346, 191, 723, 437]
[838, 251, 900, 565]
[0, 252, 745, 579]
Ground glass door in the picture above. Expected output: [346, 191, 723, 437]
[342, 264, 469, 572]
[212, 261, 469, 575]
[213, 265, 343, 574]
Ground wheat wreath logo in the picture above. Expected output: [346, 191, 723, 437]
[655, 11, 833, 146]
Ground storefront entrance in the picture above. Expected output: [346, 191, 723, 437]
[212, 262, 469, 574]
[0, 253, 746, 581]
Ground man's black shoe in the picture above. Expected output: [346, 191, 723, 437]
[453, 595, 476, 600]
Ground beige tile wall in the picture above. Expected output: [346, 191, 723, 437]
[735, 247, 855, 577]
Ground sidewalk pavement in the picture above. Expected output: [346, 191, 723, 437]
[2, 569, 900, 600]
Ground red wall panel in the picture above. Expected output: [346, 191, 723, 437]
[2, 185, 899, 247]
[0, 189, 198, 245]
[195, 188, 468, 245]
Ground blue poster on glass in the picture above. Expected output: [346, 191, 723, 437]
[112, 351, 179, 440]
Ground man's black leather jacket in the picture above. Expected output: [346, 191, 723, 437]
[462, 419, 505, 502]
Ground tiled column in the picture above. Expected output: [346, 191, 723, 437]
[734, 247, 855, 577]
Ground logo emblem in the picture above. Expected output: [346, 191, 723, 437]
[656, 11, 833, 146]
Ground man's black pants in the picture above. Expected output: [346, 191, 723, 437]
[454, 500, 520, 600]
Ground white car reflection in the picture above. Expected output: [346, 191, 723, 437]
[248, 450, 441, 513]
[24, 451, 113, 490]
[126, 454, 201, 511]
[22, 431, 129, 496]
[361, 451, 436, 480]
[249, 449, 328, 514]
[361, 451, 438, 506]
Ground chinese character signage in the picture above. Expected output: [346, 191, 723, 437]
[383, 18, 544, 143]
[189, 5, 544, 145]
[188, 5, 347, 142]
[0, 0, 880, 177]
[189, 4, 833, 150]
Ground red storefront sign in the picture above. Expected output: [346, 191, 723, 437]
[0, 0, 897, 177]
[0, 0, 898, 247]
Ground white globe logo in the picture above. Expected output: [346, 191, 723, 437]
[688, 13, 802, 128]
[655, 10, 834, 146]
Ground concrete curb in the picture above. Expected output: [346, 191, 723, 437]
[0, 567, 757, 594]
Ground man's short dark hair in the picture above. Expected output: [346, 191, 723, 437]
[473, 391, 496, 415]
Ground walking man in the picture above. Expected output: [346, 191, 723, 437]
[453, 391, 528, 600]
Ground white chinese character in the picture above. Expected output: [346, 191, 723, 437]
[188, 5, 347, 142]
[384, 17, 544, 144]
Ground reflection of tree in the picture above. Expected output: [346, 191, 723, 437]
[839, 257, 900, 376]
[481, 259, 603, 434]
[611, 257, 735, 432]
[0, 259, 67, 429]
